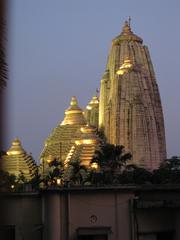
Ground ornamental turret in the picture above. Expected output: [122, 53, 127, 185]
[84, 95, 99, 128]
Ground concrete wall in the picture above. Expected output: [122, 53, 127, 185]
[0, 193, 42, 240]
[1, 187, 180, 240]
[42, 189, 135, 240]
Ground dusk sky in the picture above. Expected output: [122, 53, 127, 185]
[7, 0, 180, 162]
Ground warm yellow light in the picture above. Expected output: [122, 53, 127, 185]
[116, 69, 125, 75]
[46, 159, 52, 163]
[86, 105, 92, 110]
[75, 139, 96, 145]
[7, 150, 21, 155]
[91, 162, 98, 170]
[116, 59, 133, 75]
[46, 155, 54, 163]
[56, 178, 61, 185]
[11, 185, 15, 189]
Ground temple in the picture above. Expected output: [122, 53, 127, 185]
[40, 20, 166, 171]
[99, 20, 166, 169]
[2, 21, 167, 176]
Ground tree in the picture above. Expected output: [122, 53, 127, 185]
[0, 170, 16, 192]
[152, 156, 180, 184]
[29, 167, 42, 190]
[119, 164, 152, 184]
[91, 144, 132, 184]
[63, 159, 88, 185]
[44, 158, 64, 187]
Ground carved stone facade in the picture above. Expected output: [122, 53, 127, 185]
[99, 21, 166, 169]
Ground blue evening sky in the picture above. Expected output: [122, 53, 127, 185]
[7, 0, 180, 162]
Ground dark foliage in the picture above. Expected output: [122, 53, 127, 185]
[64, 159, 88, 185]
[152, 156, 180, 184]
[29, 168, 42, 190]
[91, 143, 132, 184]
[0, 170, 16, 191]
[119, 165, 152, 184]
[43, 158, 64, 186]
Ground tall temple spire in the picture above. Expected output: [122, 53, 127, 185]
[99, 21, 166, 170]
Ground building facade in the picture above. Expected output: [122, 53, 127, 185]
[1, 186, 180, 240]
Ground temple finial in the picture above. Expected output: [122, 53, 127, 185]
[96, 88, 99, 97]
[122, 19, 132, 35]
[128, 16, 131, 27]
[70, 96, 78, 106]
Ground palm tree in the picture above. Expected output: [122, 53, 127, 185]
[63, 159, 88, 186]
[44, 158, 64, 186]
[91, 143, 132, 184]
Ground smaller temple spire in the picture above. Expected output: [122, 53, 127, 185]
[70, 96, 78, 106]
[7, 138, 25, 155]
[61, 96, 87, 125]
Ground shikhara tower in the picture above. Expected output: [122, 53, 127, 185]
[99, 20, 166, 169]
